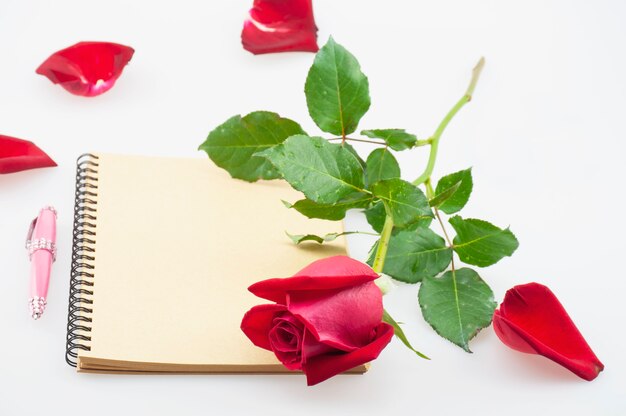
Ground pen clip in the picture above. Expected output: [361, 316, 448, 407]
[25, 217, 37, 250]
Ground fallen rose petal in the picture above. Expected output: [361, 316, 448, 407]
[0, 135, 57, 174]
[248, 256, 379, 304]
[493, 282, 604, 381]
[242, 0, 319, 54]
[303, 322, 393, 386]
[36, 41, 134, 97]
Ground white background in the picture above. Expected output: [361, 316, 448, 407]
[1, 0, 624, 414]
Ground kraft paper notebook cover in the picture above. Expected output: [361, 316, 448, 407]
[66, 153, 366, 374]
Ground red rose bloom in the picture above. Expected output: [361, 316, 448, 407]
[241, 256, 393, 385]
[36, 41, 134, 97]
[493, 282, 604, 381]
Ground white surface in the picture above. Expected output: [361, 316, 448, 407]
[0, 0, 624, 414]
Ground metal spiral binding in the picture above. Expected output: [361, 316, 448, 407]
[66, 154, 99, 367]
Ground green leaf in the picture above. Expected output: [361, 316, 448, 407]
[429, 180, 462, 208]
[283, 193, 372, 221]
[365, 148, 401, 187]
[366, 200, 432, 235]
[383, 309, 430, 359]
[371, 178, 433, 228]
[304, 37, 371, 136]
[259, 135, 367, 204]
[364, 200, 386, 233]
[368, 227, 452, 283]
[286, 231, 355, 245]
[418, 268, 496, 352]
[449, 216, 519, 267]
[343, 142, 366, 168]
[361, 129, 417, 151]
[199, 111, 305, 182]
[434, 168, 473, 214]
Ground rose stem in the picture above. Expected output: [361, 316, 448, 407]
[329, 137, 387, 146]
[426, 179, 456, 271]
[412, 57, 485, 187]
[373, 58, 484, 276]
[414, 59, 485, 273]
[371, 203, 394, 274]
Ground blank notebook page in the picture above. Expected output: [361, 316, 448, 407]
[76, 153, 349, 372]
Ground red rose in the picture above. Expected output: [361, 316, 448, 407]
[241, 256, 393, 385]
[493, 282, 604, 381]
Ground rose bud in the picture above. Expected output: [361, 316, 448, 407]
[0, 135, 57, 174]
[493, 282, 604, 381]
[36, 41, 134, 97]
[241, 255, 393, 385]
[241, 0, 319, 54]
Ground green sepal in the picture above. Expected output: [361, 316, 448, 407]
[383, 309, 430, 359]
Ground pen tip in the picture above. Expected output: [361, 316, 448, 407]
[29, 297, 46, 320]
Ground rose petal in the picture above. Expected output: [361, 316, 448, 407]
[269, 326, 299, 352]
[268, 313, 305, 370]
[36, 41, 134, 97]
[292, 255, 379, 279]
[240, 303, 287, 351]
[248, 256, 379, 304]
[269, 314, 303, 352]
[493, 282, 604, 381]
[288, 282, 383, 351]
[0, 135, 57, 174]
[302, 322, 394, 386]
[241, 0, 319, 54]
[301, 329, 334, 363]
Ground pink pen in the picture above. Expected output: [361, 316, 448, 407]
[26, 206, 57, 319]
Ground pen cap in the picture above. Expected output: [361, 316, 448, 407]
[33, 207, 57, 241]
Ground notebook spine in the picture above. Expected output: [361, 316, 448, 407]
[65, 154, 100, 367]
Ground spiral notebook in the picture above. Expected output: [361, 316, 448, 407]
[66, 153, 362, 374]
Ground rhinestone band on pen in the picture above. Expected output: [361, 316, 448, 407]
[27, 238, 57, 261]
